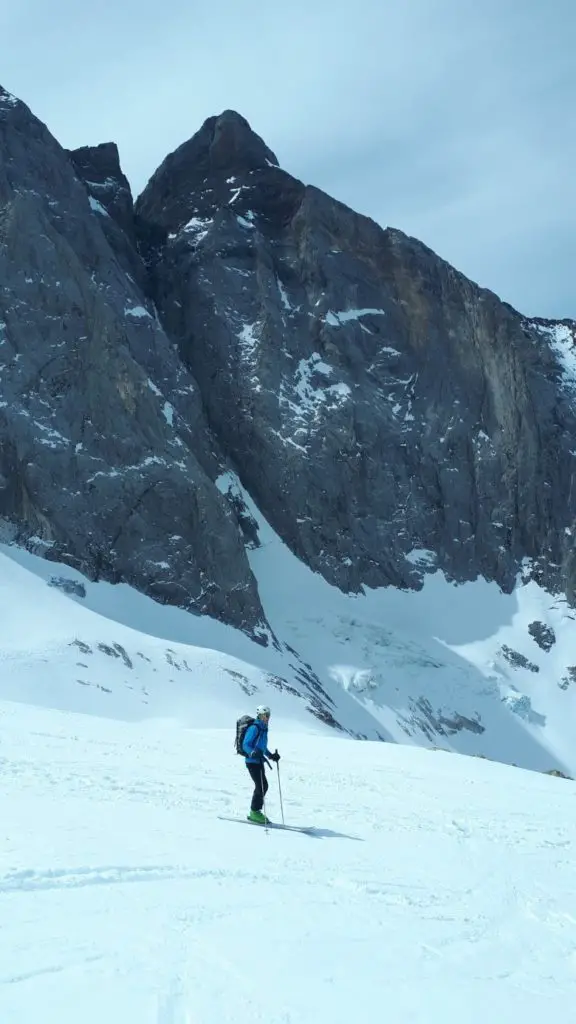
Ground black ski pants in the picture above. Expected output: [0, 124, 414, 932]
[246, 761, 268, 811]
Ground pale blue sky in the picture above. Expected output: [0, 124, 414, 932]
[1, 0, 574, 318]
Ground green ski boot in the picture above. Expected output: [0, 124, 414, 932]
[247, 809, 267, 824]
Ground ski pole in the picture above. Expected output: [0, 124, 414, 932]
[276, 760, 285, 825]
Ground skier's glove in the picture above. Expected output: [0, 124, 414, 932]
[270, 750, 281, 762]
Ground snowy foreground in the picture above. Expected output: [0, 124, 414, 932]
[1, 700, 575, 1023]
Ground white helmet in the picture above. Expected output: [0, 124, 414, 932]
[256, 704, 271, 717]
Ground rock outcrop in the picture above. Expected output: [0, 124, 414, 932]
[0, 87, 265, 634]
[136, 110, 576, 599]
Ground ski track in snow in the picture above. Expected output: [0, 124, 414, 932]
[0, 863, 267, 895]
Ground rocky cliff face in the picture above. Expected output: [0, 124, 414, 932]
[0, 87, 265, 634]
[135, 109, 576, 600]
[2, 85, 576, 654]
[67, 141, 145, 291]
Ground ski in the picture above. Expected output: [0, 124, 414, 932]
[217, 815, 316, 835]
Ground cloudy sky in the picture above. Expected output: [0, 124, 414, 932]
[2, 0, 573, 317]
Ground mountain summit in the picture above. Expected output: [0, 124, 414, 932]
[136, 110, 280, 231]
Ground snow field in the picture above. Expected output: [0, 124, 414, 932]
[5, 499, 576, 778]
[0, 700, 575, 1023]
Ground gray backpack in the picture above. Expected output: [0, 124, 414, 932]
[235, 715, 255, 755]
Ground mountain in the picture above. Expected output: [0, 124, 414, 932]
[1, 83, 576, 772]
[0, 86, 264, 635]
[135, 109, 576, 602]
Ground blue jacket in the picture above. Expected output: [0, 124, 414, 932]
[243, 720, 272, 764]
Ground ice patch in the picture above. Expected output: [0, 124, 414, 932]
[278, 280, 292, 311]
[330, 665, 376, 693]
[85, 177, 117, 191]
[237, 215, 255, 230]
[534, 322, 576, 392]
[182, 217, 211, 243]
[405, 549, 437, 567]
[329, 382, 351, 398]
[235, 322, 262, 392]
[125, 306, 152, 320]
[278, 353, 350, 438]
[238, 322, 258, 356]
[325, 308, 386, 327]
[33, 421, 70, 449]
[502, 692, 533, 720]
[293, 355, 333, 405]
[88, 196, 109, 217]
[215, 470, 238, 496]
[168, 217, 212, 244]
[163, 402, 175, 427]
[86, 455, 169, 485]
[0, 88, 18, 107]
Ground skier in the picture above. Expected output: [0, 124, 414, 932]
[243, 705, 280, 823]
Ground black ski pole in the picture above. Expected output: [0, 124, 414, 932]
[276, 759, 285, 825]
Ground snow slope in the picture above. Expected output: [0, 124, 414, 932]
[3, 464, 576, 778]
[1, 698, 575, 1023]
[231, 476, 576, 777]
[0, 544, 341, 735]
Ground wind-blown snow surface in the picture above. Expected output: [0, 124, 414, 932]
[1, 700, 575, 1022]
